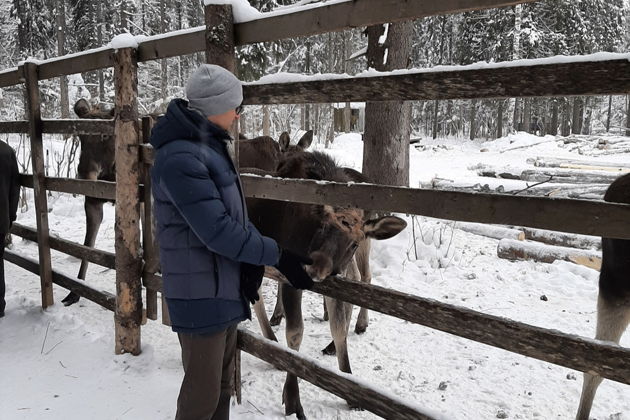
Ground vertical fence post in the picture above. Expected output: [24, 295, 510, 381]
[113, 47, 142, 355]
[21, 62, 54, 309]
[141, 116, 158, 321]
[204, 2, 241, 403]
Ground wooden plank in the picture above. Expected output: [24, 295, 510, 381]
[4, 249, 116, 311]
[22, 62, 54, 309]
[243, 59, 630, 104]
[0, 121, 28, 133]
[137, 28, 205, 62]
[18, 174, 144, 203]
[240, 175, 630, 239]
[236, 0, 538, 45]
[38, 48, 114, 81]
[140, 271, 630, 385]
[46, 177, 116, 200]
[140, 143, 155, 165]
[42, 119, 114, 135]
[113, 47, 143, 355]
[10, 223, 116, 269]
[0, 68, 21, 88]
[305, 276, 630, 385]
[141, 116, 158, 321]
[237, 329, 436, 420]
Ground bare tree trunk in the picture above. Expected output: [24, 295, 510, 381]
[343, 31, 352, 132]
[513, 98, 521, 131]
[56, 0, 69, 118]
[626, 95, 630, 136]
[550, 98, 559, 136]
[96, 1, 105, 102]
[582, 97, 591, 135]
[262, 105, 271, 136]
[497, 100, 503, 139]
[572, 97, 583, 134]
[160, 0, 168, 101]
[561, 98, 571, 137]
[432, 100, 439, 139]
[523, 99, 531, 133]
[469, 99, 477, 140]
[304, 42, 311, 131]
[363, 22, 413, 187]
[606, 95, 612, 132]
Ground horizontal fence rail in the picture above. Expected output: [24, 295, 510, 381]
[237, 328, 437, 420]
[11, 223, 115, 269]
[20, 174, 117, 201]
[0, 69, 21, 88]
[143, 272, 630, 385]
[42, 119, 115, 135]
[139, 146, 630, 239]
[0, 121, 28, 133]
[4, 250, 115, 311]
[239, 175, 630, 239]
[243, 58, 630, 104]
[0, 0, 538, 86]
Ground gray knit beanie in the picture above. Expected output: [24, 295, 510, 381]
[186, 64, 243, 117]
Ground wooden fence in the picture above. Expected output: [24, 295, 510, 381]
[2, 0, 630, 418]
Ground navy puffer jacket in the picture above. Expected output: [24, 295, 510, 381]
[150, 99, 279, 334]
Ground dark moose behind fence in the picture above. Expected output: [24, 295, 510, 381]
[2, 0, 630, 418]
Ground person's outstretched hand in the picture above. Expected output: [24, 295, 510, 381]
[275, 249, 314, 290]
[241, 263, 264, 304]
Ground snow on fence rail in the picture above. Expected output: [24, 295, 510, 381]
[3, 0, 630, 417]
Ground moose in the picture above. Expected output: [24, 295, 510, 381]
[238, 130, 313, 327]
[245, 150, 407, 419]
[238, 130, 313, 171]
[576, 172, 630, 420]
[62, 99, 115, 306]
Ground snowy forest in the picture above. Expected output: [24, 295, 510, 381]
[1, 0, 628, 141]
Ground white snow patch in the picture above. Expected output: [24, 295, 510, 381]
[108, 32, 139, 49]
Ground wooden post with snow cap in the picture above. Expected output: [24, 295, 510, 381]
[21, 61, 54, 309]
[204, 1, 242, 402]
[205, 1, 241, 163]
[113, 45, 143, 355]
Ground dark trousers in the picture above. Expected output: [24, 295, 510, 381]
[175, 324, 237, 420]
[0, 237, 5, 314]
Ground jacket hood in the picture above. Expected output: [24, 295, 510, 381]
[150, 98, 231, 150]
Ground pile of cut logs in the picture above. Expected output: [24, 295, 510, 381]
[423, 156, 629, 201]
[454, 221, 602, 270]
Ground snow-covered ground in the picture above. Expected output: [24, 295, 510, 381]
[1, 131, 629, 420]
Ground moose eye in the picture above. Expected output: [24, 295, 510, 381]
[351, 242, 359, 250]
[342, 220, 351, 228]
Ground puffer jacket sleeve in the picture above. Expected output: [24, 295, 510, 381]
[158, 151, 279, 266]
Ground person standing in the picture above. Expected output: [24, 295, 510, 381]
[150, 64, 314, 420]
[0, 140, 20, 318]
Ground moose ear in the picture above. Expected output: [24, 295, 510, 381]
[298, 130, 313, 150]
[364, 216, 407, 240]
[74, 99, 91, 118]
[279, 132, 290, 151]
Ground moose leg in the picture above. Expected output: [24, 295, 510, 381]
[252, 284, 278, 342]
[354, 239, 371, 334]
[322, 256, 362, 356]
[62, 196, 104, 306]
[281, 283, 306, 420]
[576, 294, 630, 420]
[269, 283, 284, 326]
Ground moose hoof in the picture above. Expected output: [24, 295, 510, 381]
[321, 341, 336, 356]
[354, 324, 367, 335]
[269, 314, 283, 326]
[61, 292, 80, 307]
